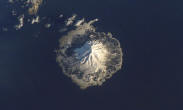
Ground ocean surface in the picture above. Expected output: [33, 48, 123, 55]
[0, 0, 183, 110]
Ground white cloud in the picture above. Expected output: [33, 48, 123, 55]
[14, 14, 24, 30]
[31, 16, 40, 24]
[65, 14, 77, 26]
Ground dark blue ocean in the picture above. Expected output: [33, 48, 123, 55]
[0, 0, 183, 110]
